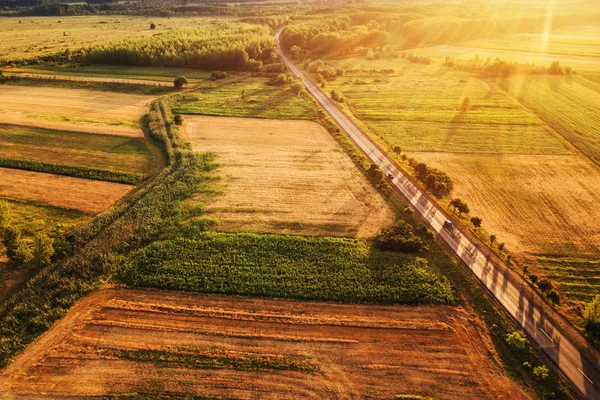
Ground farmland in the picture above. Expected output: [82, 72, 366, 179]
[0, 124, 155, 175]
[0, 85, 153, 137]
[0, 288, 529, 399]
[319, 38, 600, 312]
[0, 16, 221, 62]
[182, 116, 393, 237]
[0, 168, 133, 213]
[173, 76, 315, 120]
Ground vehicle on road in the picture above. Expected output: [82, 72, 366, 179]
[386, 172, 394, 180]
[443, 220, 454, 234]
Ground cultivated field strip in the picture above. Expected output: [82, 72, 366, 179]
[0, 85, 152, 138]
[0, 124, 154, 175]
[0, 289, 530, 400]
[0, 168, 133, 214]
[183, 116, 394, 238]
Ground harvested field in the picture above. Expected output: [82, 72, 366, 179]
[408, 153, 600, 256]
[0, 288, 531, 400]
[0, 124, 155, 175]
[0, 85, 153, 137]
[182, 116, 393, 237]
[0, 168, 133, 214]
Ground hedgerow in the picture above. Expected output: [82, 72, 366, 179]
[0, 157, 144, 185]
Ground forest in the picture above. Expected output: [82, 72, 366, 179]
[84, 23, 276, 71]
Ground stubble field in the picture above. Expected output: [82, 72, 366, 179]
[0, 168, 133, 213]
[0, 85, 153, 137]
[182, 116, 394, 237]
[0, 288, 531, 400]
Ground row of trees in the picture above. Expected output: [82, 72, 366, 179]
[409, 160, 454, 198]
[445, 56, 573, 77]
[84, 23, 276, 71]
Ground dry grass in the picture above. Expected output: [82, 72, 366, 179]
[0, 288, 531, 400]
[0, 168, 133, 214]
[182, 116, 394, 238]
[409, 153, 600, 257]
[0, 85, 153, 137]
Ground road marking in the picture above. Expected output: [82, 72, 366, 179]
[539, 327, 554, 343]
[578, 368, 594, 384]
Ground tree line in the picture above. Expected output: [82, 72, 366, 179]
[84, 23, 276, 71]
[445, 56, 573, 77]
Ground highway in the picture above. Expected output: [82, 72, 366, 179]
[276, 30, 600, 399]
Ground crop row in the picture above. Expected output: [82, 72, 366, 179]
[121, 232, 457, 305]
[0, 157, 144, 185]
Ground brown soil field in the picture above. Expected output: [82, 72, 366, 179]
[0, 168, 133, 214]
[0, 86, 153, 138]
[182, 116, 394, 238]
[0, 288, 531, 400]
[409, 152, 600, 256]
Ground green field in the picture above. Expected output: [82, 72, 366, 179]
[173, 77, 315, 120]
[15, 65, 213, 82]
[324, 58, 568, 155]
[499, 75, 600, 166]
[0, 124, 156, 175]
[121, 232, 456, 305]
[536, 257, 600, 303]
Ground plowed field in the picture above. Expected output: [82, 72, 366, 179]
[0, 288, 530, 400]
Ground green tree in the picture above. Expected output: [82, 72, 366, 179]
[450, 198, 469, 216]
[547, 290, 560, 305]
[173, 114, 183, 126]
[0, 200, 11, 234]
[33, 233, 54, 268]
[393, 146, 402, 155]
[290, 81, 304, 95]
[470, 216, 482, 229]
[505, 331, 527, 350]
[490, 234, 496, 246]
[3, 226, 31, 265]
[173, 76, 188, 89]
[538, 279, 553, 293]
[584, 295, 600, 339]
[498, 242, 505, 252]
[150, 23, 156, 30]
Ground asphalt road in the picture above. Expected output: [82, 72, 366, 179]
[276, 30, 600, 399]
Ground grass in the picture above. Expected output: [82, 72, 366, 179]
[0, 124, 154, 175]
[1, 76, 174, 95]
[15, 65, 213, 82]
[121, 232, 457, 305]
[535, 256, 600, 303]
[499, 74, 600, 166]
[173, 77, 316, 120]
[323, 59, 569, 155]
[4, 199, 89, 239]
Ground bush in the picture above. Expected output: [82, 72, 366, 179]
[375, 221, 429, 253]
[33, 233, 54, 268]
[506, 331, 528, 350]
[174, 76, 188, 89]
[290, 81, 305, 95]
[211, 71, 227, 80]
[538, 279, 553, 292]
[547, 290, 560, 305]
[150, 23, 156, 30]
[413, 163, 453, 198]
[470, 216, 482, 229]
[330, 89, 344, 102]
[533, 365, 549, 380]
[3, 226, 31, 265]
[449, 198, 469, 216]
[584, 295, 600, 340]
[173, 114, 183, 126]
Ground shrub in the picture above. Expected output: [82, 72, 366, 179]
[173, 114, 183, 126]
[547, 290, 560, 305]
[330, 89, 344, 102]
[150, 23, 156, 30]
[529, 273, 538, 284]
[0, 200, 11, 233]
[538, 279, 553, 292]
[584, 295, 600, 340]
[174, 76, 188, 89]
[375, 221, 429, 253]
[533, 365, 549, 380]
[470, 216, 482, 229]
[506, 331, 528, 350]
[290, 81, 305, 95]
[3, 226, 31, 265]
[211, 71, 227, 80]
[449, 198, 469, 216]
[33, 233, 54, 268]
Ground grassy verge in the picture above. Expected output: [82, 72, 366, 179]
[0, 157, 144, 185]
